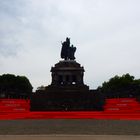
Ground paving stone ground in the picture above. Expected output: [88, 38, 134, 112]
[0, 135, 140, 140]
[0, 119, 140, 135]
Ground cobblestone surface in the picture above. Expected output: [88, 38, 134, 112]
[0, 119, 140, 135]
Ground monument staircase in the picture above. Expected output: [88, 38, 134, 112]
[102, 98, 140, 120]
[0, 98, 140, 120]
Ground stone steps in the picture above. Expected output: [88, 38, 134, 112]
[0, 98, 140, 120]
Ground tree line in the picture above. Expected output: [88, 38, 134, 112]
[98, 73, 140, 98]
[0, 74, 32, 99]
[0, 73, 140, 99]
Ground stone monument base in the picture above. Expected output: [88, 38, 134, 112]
[31, 60, 104, 111]
[31, 90, 97, 111]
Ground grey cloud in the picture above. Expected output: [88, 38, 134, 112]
[0, 0, 27, 57]
[0, 0, 140, 90]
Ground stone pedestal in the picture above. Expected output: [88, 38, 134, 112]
[47, 60, 89, 92]
[31, 60, 103, 111]
[51, 60, 84, 85]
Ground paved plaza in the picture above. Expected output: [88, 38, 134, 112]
[0, 135, 140, 140]
[0, 119, 140, 135]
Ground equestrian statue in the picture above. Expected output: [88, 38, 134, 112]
[61, 37, 76, 60]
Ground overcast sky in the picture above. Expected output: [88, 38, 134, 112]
[0, 0, 140, 90]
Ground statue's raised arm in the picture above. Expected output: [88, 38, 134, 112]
[61, 37, 76, 60]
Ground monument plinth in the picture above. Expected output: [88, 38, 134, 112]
[51, 60, 84, 85]
[47, 60, 89, 92]
[31, 38, 103, 111]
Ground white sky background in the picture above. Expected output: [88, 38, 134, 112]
[0, 0, 140, 90]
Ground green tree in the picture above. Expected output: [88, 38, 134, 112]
[0, 74, 32, 98]
[98, 73, 140, 98]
